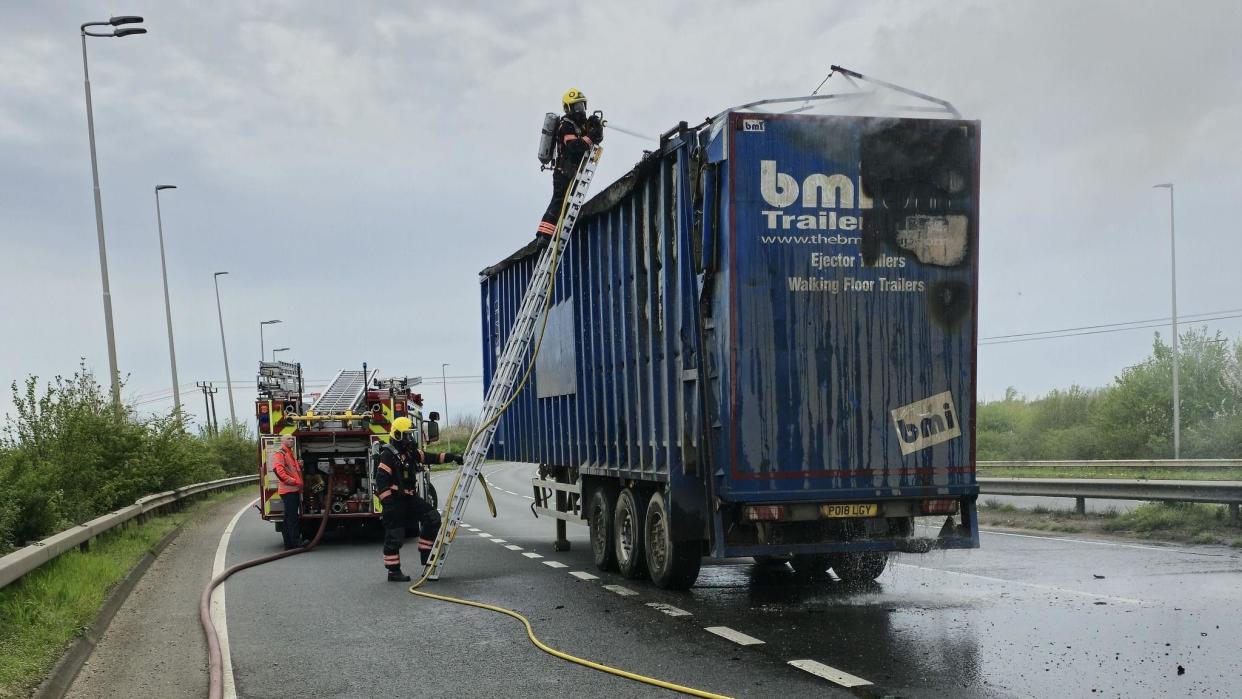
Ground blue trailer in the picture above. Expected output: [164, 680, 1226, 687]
[481, 104, 980, 589]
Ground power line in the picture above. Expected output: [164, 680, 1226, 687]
[981, 307, 1242, 341]
[981, 312, 1242, 346]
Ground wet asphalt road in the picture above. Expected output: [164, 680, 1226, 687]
[223, 462, 1242, 698]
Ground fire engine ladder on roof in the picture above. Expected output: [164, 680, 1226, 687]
[309, 369, 373, 415]
[423, 145, 603, 581]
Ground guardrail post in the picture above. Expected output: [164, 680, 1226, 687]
[1075, 497, 1086, 515]
[78, 539, 90, 553]
[1230, 503, 1239, 526]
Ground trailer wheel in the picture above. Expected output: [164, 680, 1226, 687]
[587, 487, 615, 571]
[612, 488, 647, 579]
[644, 491, 702, 590]
[790, 554, 831, 581]
[830, 551, 888, 583]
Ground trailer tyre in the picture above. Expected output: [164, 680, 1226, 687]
[613, 488, 647, 579]
[644, 491, 702, 590]
[830, 551, 888, 583]
[587, 487, 616, 571]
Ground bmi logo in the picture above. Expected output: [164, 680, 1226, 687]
[743, 119, 765, 133]
[891, 390, 961, 456]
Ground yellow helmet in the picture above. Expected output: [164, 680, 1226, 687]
[389, 416, 415, 441]
[562, 88, 587, 114]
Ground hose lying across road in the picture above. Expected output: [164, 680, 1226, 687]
[198, 476, 336, 699]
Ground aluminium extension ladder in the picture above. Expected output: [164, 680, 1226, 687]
[423, 145, 603, 580]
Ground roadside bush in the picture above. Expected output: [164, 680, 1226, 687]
[0, 365, 254, 555]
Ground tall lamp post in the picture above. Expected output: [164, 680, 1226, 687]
[213, 272, 237, 426]
[154, 185, 181, 411]
[1153, 182, 1180, 458]
[81, 15, 146, 409]
[272, 347, 291, 361]
[260, 319, 281, 361]
[441, 363, 451, 428]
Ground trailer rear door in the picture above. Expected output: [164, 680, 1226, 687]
[721, 113, 979, 502]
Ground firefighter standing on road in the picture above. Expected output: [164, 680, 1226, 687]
[376, 417, 464, 582]
[534, 88, 604, 249]
[271, 434, 309, 551]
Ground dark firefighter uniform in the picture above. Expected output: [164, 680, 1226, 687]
[376, 417, 463, 582]
[535, 87, 604, 247]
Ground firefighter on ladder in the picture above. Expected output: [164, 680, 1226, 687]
[376, 416, 463, 582]
[534, 88, 603, 249]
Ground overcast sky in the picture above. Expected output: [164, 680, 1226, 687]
[3, 0, 1240, 429]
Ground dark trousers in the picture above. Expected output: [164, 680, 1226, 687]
[381, 496, 443, 573]
[280, 492, 302, 550]
[538, 169, 573, 233]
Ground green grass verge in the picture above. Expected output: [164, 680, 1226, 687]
[977, 467, 1242, 481]
[0, 488, 247, 698]
[978, 499, 1240, 545]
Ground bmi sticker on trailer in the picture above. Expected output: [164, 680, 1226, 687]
[891, 390, 961, 455]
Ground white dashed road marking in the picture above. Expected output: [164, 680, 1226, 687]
[523, 552, 544, 559]
[602, 584, 638, 596]
[505, 544, 523, 551]
[569, 571, 599, 581]
[466, 528, 480, 532]
[705, 626, 764, 646]
[490, 538, 506, 543]
[787, 660, 872, 688]
[645, 602, 691, 617]
[475, 532, 492, 537]
[543, 561, 568, 569]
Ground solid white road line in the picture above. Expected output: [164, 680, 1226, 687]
[523, 495, 535, 500]
[210, 498, 256, 699]
[787, 659, 872, 688]
[645, 602, 691, 617]
[523, 552, 544, 559]
[602, 584, 638, 596]
[705, 626, 764, 646]
[569, 571, 599, 580]
[893, 563, 1145, 605]
[918, 521, 1226, 556]
[542, 561, 568, 569]
[505, 544, 523, 551]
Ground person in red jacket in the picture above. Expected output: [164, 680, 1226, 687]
[271, 434, 309, 550]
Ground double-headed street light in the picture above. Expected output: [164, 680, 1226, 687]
[154, 185, 180, 412]
[81, 15, 146, 409]
[272, 347, 291, 361]
[260, 319, 282, 361]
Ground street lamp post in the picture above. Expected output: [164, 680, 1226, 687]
[80, 15, 146, 409]
[260, 319, 282, 361]
[441, 363, 451, 428]
[154, 185, 180, 412]
[213, 272, 237, 426]
[272, 347, 291, 361]
[1154, 183, 1179, 458]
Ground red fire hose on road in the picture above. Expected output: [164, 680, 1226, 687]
[198, 476, 336, 699]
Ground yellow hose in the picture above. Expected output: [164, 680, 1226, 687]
[409, 587, 733, 699]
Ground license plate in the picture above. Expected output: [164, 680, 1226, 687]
[820, 503, 878, 518]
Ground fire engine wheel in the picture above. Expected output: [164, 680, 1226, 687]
[790, 554, 832, 581]
[643, 491, 701, 590]
[587, 487, 616, 571]
[612, 487, 647, 579]
[830, 551, 888, 583]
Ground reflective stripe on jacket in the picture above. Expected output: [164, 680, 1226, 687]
[271, 445, 303, 494]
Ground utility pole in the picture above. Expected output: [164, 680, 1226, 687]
[208, 384, 220, 437]
[196, 381, 215, 436]
[441, 362, 451, 428]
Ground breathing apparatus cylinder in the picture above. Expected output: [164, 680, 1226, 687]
[537, 112, 558, 166]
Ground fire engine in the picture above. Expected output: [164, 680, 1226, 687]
[254, 361, 440, 541]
